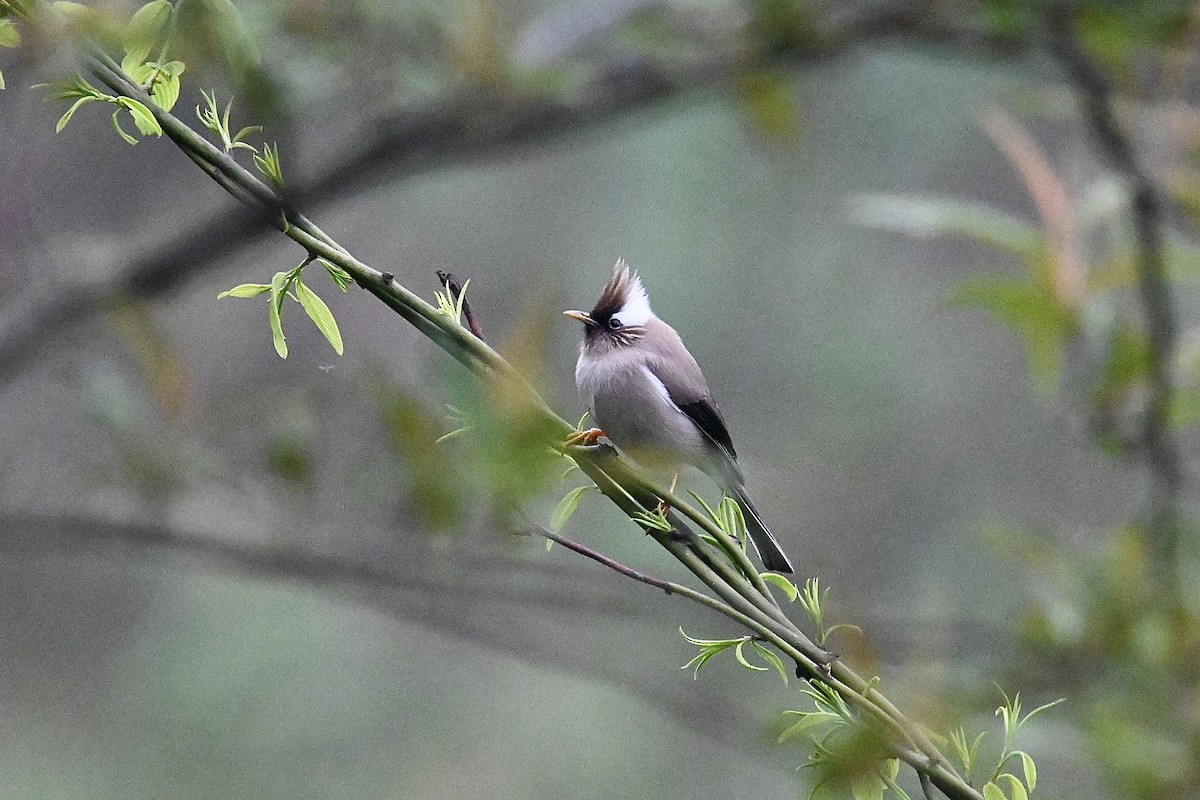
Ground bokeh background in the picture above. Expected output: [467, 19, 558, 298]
[2, 1, 1198, 798]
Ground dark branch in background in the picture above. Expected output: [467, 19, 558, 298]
[1044, 7, 1184, 575]
[0, 0, 1025, 394]
[437, 270, 484, 340]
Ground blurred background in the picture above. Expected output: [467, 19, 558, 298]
[2, 1, 1199, 798]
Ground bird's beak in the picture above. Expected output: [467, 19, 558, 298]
[563, 310, 597, 327]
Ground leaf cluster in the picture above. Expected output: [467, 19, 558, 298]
[218, 257, 349, 359]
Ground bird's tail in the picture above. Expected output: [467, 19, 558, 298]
[732, 485, 795, 574]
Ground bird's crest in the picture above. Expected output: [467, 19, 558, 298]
[591, 258, 652, 325]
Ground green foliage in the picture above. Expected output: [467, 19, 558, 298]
[549, 485, 591, 533]
[0, 9, 19, 86]
[1011, 523, 1200, 798]
[375, 382, 469, 533]
[196, 89, 262, 153]
[797, 578, 861, 647]
[45, 74, 163, 144]
[219, 257, 344, 358]
[948, 275, 1077, 393]
[679, 629, 788, 684]
[434, 278, 471, 327]
[253, 141, 284, 187]
[779, 682, 904, 800]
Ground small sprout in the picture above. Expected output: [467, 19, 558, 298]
[254, 142, 284, 186]
[196, 89, 261, 153]
[678, 630, 788, 684]
[434, 278, 471, 326]
[762, 572, 799, 601]
[632, 505, 673, 532]
[550, 485, 592, 532]
[316, 257, 353, 292]
[217, 283, 271, 299]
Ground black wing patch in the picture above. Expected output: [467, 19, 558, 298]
[677, 398, 737, 463]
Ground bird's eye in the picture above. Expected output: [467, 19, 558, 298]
[607, 317, 623, 330]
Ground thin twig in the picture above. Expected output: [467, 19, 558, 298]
[1044, 7, 1184, 574]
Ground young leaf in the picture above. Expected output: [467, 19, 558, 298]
[750, 640, 789, 684]
[1019, 752, 1037, 791]
[981, 782, 1007, 800]
[996, 774, 1028, 800]
[762, 571, 799, 600]
[776, 711, 843, 742]
[56, 96, 96, 132]
[123, 0, 172, 65]
[295, 280, 343, 355]
[111, 109, 138, 145]
[151, 70, 181, 111]
[317, 257, 353, 291]
[269, 270, 289, 359]
[217, 283, 271, 299]
[119, 97, 162, 137]
[550, 485, 591, 532]
[0, 69, 5, 91]
[733, 639, 768, 672]
[0, 19, 20, 47]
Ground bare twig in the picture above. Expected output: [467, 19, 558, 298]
[1044, 7, 1184, 574]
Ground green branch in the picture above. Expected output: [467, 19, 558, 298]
[15, 3, 1012, 794]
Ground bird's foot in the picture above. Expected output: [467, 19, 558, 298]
[564, 427, 605, 446]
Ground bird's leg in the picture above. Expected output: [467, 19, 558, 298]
[564, 427, 604, 447]
[655, 467, 682, 519]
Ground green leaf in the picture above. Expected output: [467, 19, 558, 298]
[123, 0, 172, 65]
[0, 69, 5, 91]
[750, 640, 789, 684]
[0, 19, 21, 47]
[295, 279, 343, 355]
[317, 258, 353, 292]
[56, 96, 95, 132]
[1019, 752, 1037, 791]
[119, 52, 151, 79]
[948, 275, 1077, 393]
[151, 71, 180, 111]
[981, 782, 1007, 800]
[51, 2, 90, 19]
[733, 639, 767, 672]
[269, 270, 289, 359]
[550, 485, 590, 532]
[996, 774, 1028, 800]
[110, 109, 138, 145]
[119, 97, 161, 137]
[761, 571, 799, 600]
[777, 711, 842, 742]
[850, 774, 885, 800]
[217, 283, 271, 299]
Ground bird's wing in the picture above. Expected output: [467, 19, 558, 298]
[642, 337, 739, 465]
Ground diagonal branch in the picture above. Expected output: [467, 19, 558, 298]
[62, 40, 985, 800]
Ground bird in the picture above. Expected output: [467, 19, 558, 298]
[564, 259, 795, 573]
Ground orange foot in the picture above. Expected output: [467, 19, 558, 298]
[564, 427, 604, 446]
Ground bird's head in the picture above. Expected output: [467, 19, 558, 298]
[564, 259, 654, 351]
